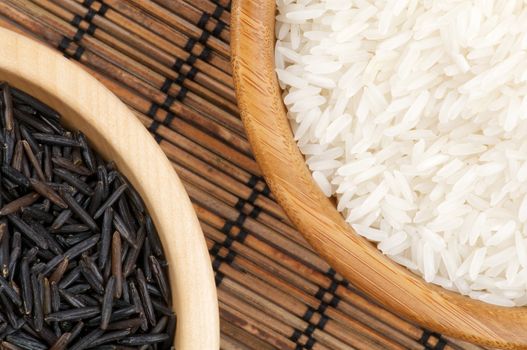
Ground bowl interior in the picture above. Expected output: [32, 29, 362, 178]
[232, 0, 527, 348]
[0, 27, 219, 349]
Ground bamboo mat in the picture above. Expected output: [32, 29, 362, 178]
[0, 1, 495, 349]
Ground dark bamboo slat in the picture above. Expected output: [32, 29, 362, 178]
[219, 275, 340, 350]
[32, 0, 232, 88]
[82, 48, 244, 135]
[186, 0, 232, 13]
[205, 222, 427, 350]
[220, 334, 255, 350]
[0, 0, 64, 43]
[161, 134, 256, 188]
[80, 0, 232, 67]
[156, 0, 231, 25]
[221, 321, 275, 350]
[0, 10, 41, 38]
[220, 335, 252, 350]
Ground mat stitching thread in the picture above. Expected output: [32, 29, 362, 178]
[431, 332, 447, 350]
[247, 174, 271, 198]
[420, 331, 433, 349]
[297, 306, 329, 350]
[57, 0, 108, 60]
[211, 192, 258, 286]
[289, 268, 350, 349]
[326, 267, 350, 288]
[211, 174, 267, 285]
[420, 330, 445, 350]
[211, 0, 232, 12]
[147, 3, 227, 140]
[434, 338, 447, 350]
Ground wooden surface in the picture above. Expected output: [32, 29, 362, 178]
[0, 26, 219, 350]
[231, 0, 527, 349]
[0, 1, 501, 349]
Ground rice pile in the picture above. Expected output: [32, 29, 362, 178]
[275, 0, 527, 307]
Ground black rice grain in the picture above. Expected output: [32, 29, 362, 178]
[31, 134, 80, 148]
[0, 274, 22, 307]
[66, 328, 103, 350]
[45, 307, 100, 323]
[48, 332, 70, 350]
[59, 192, 98, 232]
[118, 334, 169, 346]
[93, 184, 127, 220]
[1, 166, 29, 189]
[7, 231, 21, 280]
[135, 269, 156, 327]
[5, 334, 47, 350]
[10, 216, 49, 252]
[31, 274, 43, 332]
[51, 157, 91, 177]
[89, 329, 131, 348]
[105, 318, 143, 331]
[49, 258, 68, 284]
[101, 276, 116, 330]
[113, 213, 136, 248]
[28, 179, 67, 209]
[0, 223, 9, 278]
[0, 192, 40, 216]
[52, 169, 93, 197]
[111, 232, 123, 299]
[20, 258, 31, 315]
[150, 255, 170, 305]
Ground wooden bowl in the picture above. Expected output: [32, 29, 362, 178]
[0, 27, 219, 349]
[231, 1, 527, 349]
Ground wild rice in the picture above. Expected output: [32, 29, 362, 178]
[0, 84, 175, 347]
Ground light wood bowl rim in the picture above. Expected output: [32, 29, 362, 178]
[0, 27, 219, 349]
[231, 1, 527, 348]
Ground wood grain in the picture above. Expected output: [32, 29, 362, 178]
[231, 1, 527, 349]
[0, 27, 219, 350]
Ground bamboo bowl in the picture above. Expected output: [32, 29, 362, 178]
[231, 1, 527, 349]
[0, 27, 219, 349]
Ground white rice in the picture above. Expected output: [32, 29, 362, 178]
[276, 0, 527, 306]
